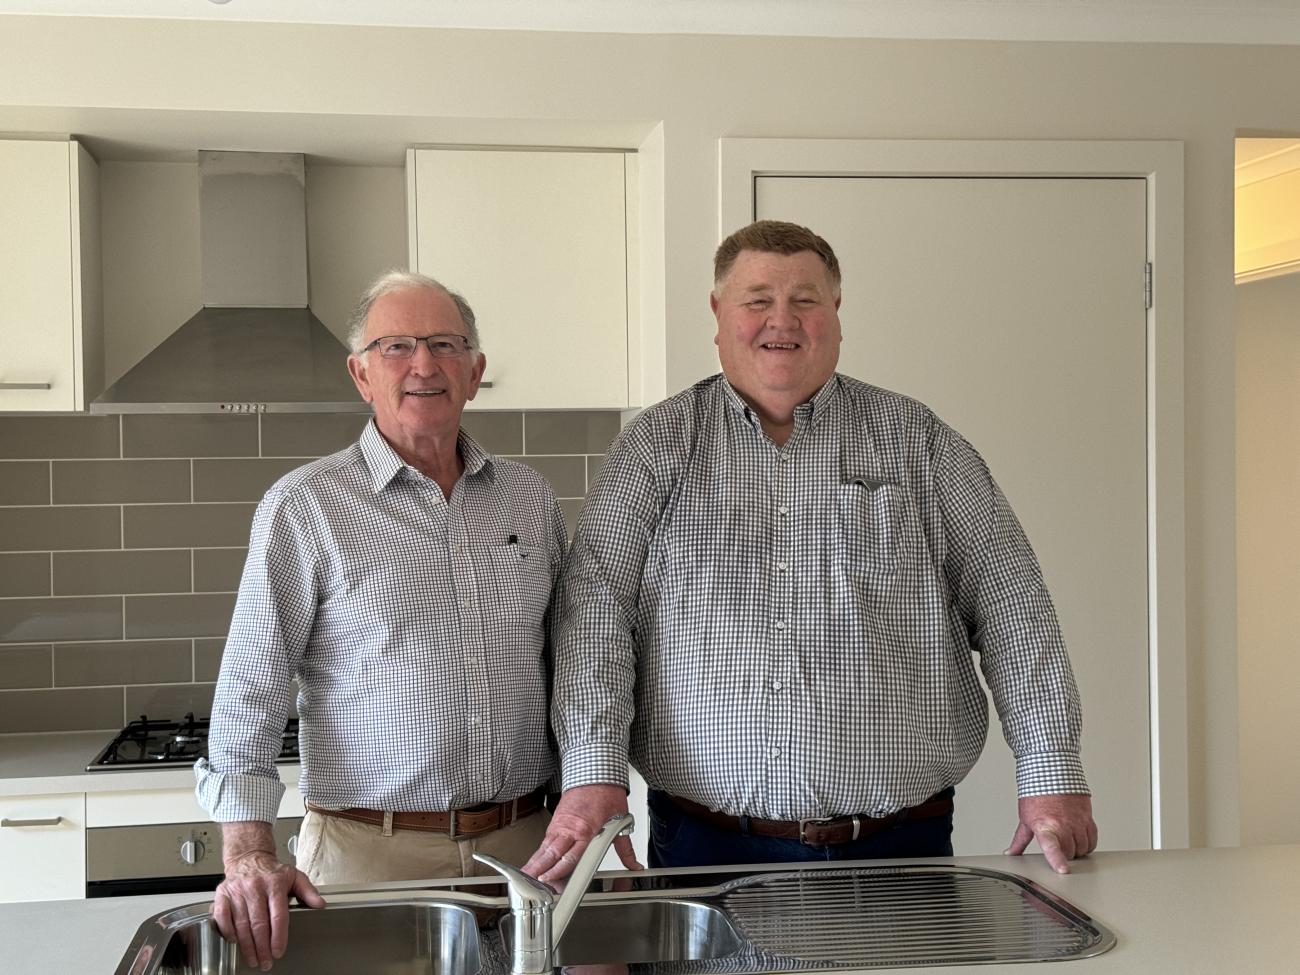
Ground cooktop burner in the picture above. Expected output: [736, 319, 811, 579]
[86, 713, 299, 771]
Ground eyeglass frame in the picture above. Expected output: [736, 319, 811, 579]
[359, 333, 477, 359]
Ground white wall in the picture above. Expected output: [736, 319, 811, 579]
[1236, 271, 1300, 847]
[7, 14, 1300, 845]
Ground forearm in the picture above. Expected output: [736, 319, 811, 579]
[221, 820, 278, 869]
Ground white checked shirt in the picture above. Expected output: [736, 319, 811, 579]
[554, 374, 1089, 821]
[196, 420, 567, 824]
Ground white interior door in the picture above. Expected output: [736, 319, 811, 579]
[755, 175, 1151, 854]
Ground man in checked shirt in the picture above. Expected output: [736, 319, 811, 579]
[526, 220, 1098, 884]
[196, 271, 567, 971]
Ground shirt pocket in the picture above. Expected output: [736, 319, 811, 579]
[834, 479, 906, 569]
[483, 542, 554, 627]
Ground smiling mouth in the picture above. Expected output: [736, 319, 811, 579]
[404, 389, 445, 397]
[761, 342, 800, 351]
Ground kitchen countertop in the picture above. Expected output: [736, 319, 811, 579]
[1, 844, 1297, 974]
[0, 731, 300, 796]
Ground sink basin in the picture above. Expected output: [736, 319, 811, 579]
[502, 898, 745, 966]
[114, 897, 483, 975]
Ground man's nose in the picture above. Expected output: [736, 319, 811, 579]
[407, 340, 443, 373]
[766, 299, 801, 327]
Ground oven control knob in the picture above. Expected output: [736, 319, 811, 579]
[286, 834, 298, 858]
[180, 839, 206, 865]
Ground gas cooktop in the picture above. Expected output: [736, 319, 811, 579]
[86, 712, 299, 771]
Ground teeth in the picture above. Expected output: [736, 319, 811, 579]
[764, 343, 798, 350]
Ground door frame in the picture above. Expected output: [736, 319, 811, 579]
[719, 138, 1187, 848]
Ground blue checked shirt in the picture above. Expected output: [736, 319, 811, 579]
[196, 420, 567, 824]
[554, 374, 1089, 821]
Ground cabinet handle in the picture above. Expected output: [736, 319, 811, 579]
[1, 816, 64, 827]
[0, 382, 52, 390]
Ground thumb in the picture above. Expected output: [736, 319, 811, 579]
[1004, 821, 1034, 856]
[292, 871, 327, 908]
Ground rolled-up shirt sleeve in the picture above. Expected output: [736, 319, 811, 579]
[934, 425, 1089, 798]
[195, 486, 319, 823]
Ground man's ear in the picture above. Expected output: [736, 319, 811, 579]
[466, 353, 487, 401]
[346, 355, 373, 402]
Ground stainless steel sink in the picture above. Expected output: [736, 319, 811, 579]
[501, 898, 745, 966]
[114, 894, 483, 975]
[115, 862, 1115, 974]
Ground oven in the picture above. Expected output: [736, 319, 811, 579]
[84, 713, 302, 897]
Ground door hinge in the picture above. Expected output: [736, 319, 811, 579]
[1144, 262, 1153, 310]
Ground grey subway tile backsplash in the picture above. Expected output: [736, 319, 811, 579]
[461, 412, 524, 455]
[559, 498, 583, 538]
[586, 454, 605, 491]
[193, 458, 303, 502]
[260, 413, 370, 458]
[125, 593, 238, 639]
[54, 549, 192, 596]
[0, 553, 51, 597]
[0, 686, 125, 732]
[122, 414, 259, 458]
[506, 455, 586, 499]
[0, 407, 617, 732]
[52, 459, 191, 504]
[524, 411, 621, 455]
[123, 503, 256, 549]
[0, 596, 123, 644]
[0, 505, 122, 552]
[0, 461, 50, 504]
[125, 682, 217, 722]
[54, 639, 193, 687]
[0, 415, 119, 460]
[193, 548, 247, 593]
[194, 638, 225, 681]
[0, 644, 53, 689]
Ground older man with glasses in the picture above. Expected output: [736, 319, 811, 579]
[196, 269, 566, 971]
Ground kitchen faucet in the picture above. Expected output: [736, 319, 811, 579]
[474, 812, 635, 975]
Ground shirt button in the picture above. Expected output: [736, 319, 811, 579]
[777, 505, 790, 516]
[770, 746, 782, 758]
[772, 680, 784, 691]
[774, 620, 786, 631]
[460, 599, 472, 609]
[466, 656, 479, 666]
[776, 561, 789, 572]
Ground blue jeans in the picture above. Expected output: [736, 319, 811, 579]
[647, 789, 955, 868]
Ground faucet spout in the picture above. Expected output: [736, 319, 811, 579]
[473, 812, 635, 975]
[551, 812, 635, 944]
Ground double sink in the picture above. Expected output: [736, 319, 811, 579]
[114, 861, 1115, 974]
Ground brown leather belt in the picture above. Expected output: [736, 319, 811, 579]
[666, 792, 954, 847]
[306, 786, 546, 839]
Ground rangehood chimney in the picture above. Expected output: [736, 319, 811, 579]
[91, 151, 367, 414]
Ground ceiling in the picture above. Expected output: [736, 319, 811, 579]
[6, 0, 1300, 45]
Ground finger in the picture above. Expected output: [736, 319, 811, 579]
[228, 896, 262, 970]
[1085, 820, 1099, 856]
[292, 870, 327, 909]
[212, 888, 235, 943]
[1004, 822, 1034, 856]
[269, 886, 291, 960]
[613, 834, 643, 871]
[539, 839, 590, 883]
[245, 889, 275, 971]
[1036, 827, 1070, 874]
[521, 837, 570, 878]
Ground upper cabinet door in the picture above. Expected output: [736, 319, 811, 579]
[408, 148, 629, 410]
[0, 140, 101, 413]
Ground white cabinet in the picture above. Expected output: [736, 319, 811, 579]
[407, 147, 634, 410]
[85, 784, 306, 827]
[0, 793, 86, 903]
[0, 139, 102, 412]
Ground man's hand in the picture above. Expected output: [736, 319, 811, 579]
[521, 784, 641, 883]
[1004, 793, 1098, 875]
[213, 822, 326, 971]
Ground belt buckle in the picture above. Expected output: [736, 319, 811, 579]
[798, 814, 861, 846]
[447, 809, 459, 840]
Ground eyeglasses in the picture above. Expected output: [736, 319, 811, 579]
[361, 334, 475, 359]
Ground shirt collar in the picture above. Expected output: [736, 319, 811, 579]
[718, 373, 842, 430]
[358, 419, 496, 493]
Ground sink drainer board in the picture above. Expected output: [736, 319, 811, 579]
[715, 864, 1116, 969]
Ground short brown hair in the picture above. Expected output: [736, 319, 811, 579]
[713, 220, 841, 294]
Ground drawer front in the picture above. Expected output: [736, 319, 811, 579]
[0, 793, 85, 903]
[88, 784, 304, 827]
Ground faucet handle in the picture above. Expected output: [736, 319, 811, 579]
[472, 853, 556, 911]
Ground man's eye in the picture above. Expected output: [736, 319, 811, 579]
[746, 300, 771, 309]
[382, 339, 415, 355]
[430, 341, 457, 354]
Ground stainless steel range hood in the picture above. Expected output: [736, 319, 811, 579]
[91, 151, 368, 414]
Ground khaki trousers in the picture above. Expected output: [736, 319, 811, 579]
[295, 807, 550, 885]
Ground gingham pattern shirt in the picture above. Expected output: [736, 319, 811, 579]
[196, 420, 567, 824]
[554, 374, 1088, 821]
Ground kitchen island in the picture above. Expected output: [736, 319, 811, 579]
[0, 844, 1296, 974]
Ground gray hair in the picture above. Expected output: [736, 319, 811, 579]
[345, 269, 481, 355]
